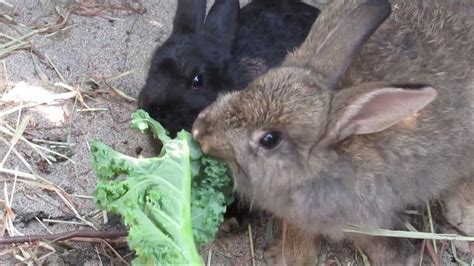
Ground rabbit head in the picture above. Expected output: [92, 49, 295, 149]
[138, 0, 239, 134]
[193, 0, 397, 205]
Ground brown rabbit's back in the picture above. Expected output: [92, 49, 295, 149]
[344, 0, 473, 112]
[343, 0, 473, 85]
[338, 0, 474, 203]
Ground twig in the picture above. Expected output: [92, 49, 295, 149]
[0, 115, 31, 168]
[102, 69, 135, 83]
[2, 59, 8, 96]
[281, 221, 288, 266]
[425, 241, 441, 266]
[44, 53, 66, 83]
[108, 83, 137, 102]
[1, 124, 72, 163]
[355, 244, 370, 266]
[44, 24, 77, 38]
[0, 30, 39, 50]
[101, 239, 130, 265]
[34, 217, 53, 235]
[36, 251, 56, 264]
[31, 51, 49, 82]
[248, 224, 256, 266]
[207, 249, 212, 266]
[76, 108, 108, 112]
[63, 237, 127, 244]
[0, 167, 37, 180]
[70, 194, 94, 200]
[426, 202, 438, 254]
[438, 241, 448, 259]
[0, 102, 42, 119]
[450, 241, 469, 266]
[344, 225, 474, 241]
[8, 167, 18, 206]
[31, 138, 74, 147]
[419, 239, 426, 266]
[0, 0, 14, 8]
[0, 229, 128, 245]
[42, 219, 84, 226]
[95, 246, 104, 266]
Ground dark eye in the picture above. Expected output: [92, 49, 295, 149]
[192, 73, 204, 89]
[259, 131, 281, 149]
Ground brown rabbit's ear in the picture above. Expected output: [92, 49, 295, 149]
[173, 0, 206, 34]
[321, 84, 437, 145]
[290, 0, 391, 90]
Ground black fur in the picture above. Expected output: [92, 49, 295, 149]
[138, 0, 320, 135]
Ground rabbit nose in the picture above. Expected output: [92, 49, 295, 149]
[192, 120, 203, 139]
[192, 118, 210, 153]
[192, 128, 203, 143]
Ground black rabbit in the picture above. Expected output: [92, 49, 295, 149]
[138, 0, 320, 135]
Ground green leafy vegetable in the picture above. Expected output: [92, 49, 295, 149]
[91, 110, 232, 265]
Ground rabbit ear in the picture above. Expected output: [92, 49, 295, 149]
[172, 0, 207, 33]
[321, 84, 437, 144]
[289, 0, 391, 90]
[204, 0, 239, 54]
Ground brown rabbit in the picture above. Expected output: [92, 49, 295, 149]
[192, 0, 474, 264]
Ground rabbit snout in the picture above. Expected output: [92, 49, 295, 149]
[193, 131, 232, 161]
[192, 111, 231, 160]
[192, 119, 210, 153]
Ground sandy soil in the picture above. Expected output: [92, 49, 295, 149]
[0, 0, 471, 265]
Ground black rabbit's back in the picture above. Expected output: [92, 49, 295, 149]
[231, 2, 320, 89]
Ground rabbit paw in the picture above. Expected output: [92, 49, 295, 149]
[263, 222, 320, 266]
[264, 239, 287, 265]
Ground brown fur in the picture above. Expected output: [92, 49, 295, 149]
[444, 180, 474, 255]
[193, 0, 474, 264]
[264, 220, 321, 265]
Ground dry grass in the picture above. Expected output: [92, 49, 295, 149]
[0, 84, 133, 264]
[0, 4, 139, 262]
[0, 99, 92, 262]
[344, 207, 474, 265]
[344, 224, 474, 242]
[0, 71, 135, 263]
[248, 223, 256, 266]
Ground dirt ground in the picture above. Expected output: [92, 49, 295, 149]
[0, 0, 471, 265]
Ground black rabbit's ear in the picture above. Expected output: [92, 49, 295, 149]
[204, 0, 239, 53]
[172, 0, 207, 34]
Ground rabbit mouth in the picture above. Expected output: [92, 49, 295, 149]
[152, 106, 201, 136]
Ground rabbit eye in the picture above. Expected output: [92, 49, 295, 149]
[192, 73, 204, 90]
[259, 131, 281, 149]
